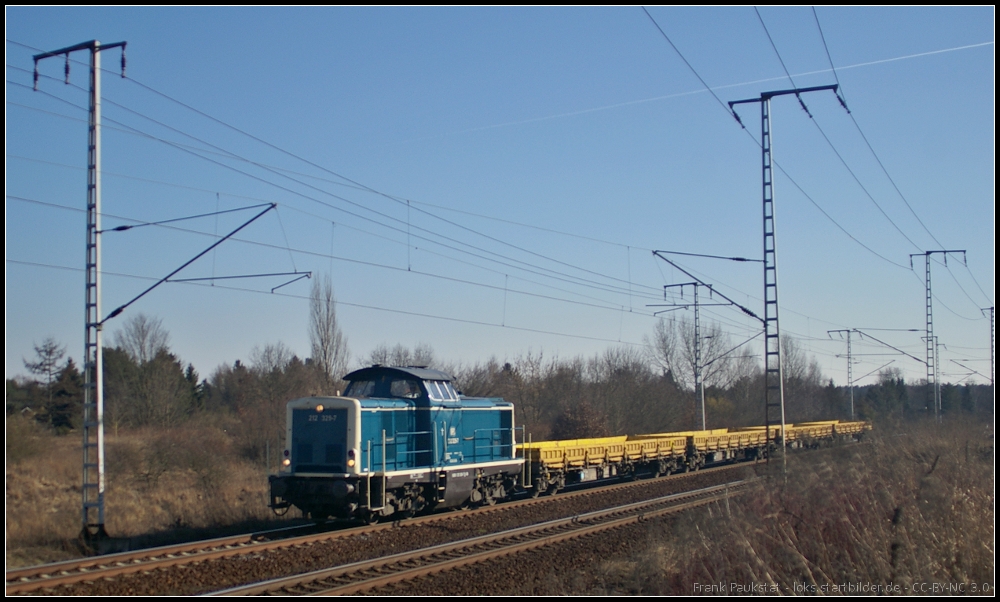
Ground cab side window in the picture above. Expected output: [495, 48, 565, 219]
[345, 380, 376, 398]
[389, 378, 422, 399]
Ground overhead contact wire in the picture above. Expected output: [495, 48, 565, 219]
[110, 66, 656, 297]
[6, 259, 650, 349]
[10, 68, 663, 302]
[7, 195, 660, 317]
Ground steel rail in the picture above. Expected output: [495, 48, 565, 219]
[5, 524, 311, 595]
[211, 480, 750, 596]
[6, 464, 747, 595]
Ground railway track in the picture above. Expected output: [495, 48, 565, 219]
[212, 480, 750, 596]
[4, 524, 319, 595]
[7, 464, 750, 595]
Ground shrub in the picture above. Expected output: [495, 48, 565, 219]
[604, 417, 994, 594]
[6, 414, 49, 464]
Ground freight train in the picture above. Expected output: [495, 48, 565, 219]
[268, 365, 870, 522]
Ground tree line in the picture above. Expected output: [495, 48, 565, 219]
[8, 275, 993, 463]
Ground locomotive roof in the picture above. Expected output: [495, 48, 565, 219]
[343, 365, 455, 382]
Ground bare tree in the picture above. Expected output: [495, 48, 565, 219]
[105, 314, 191, 428]
[781, 335, 824, 420]
[114, 313, 169, 364]
[251, 341, 293, 375]
[721, 351, 764, 427]
[132, 349, 191, 428]
[309, 274, 349, 388]
[366, 343, 435, 368]
[645, 317, 680, 380]
[645, 316, 733, 391]
[241, 342, 319, 465]
[411, 343, 435, 367]
[587, 345, 661, 434]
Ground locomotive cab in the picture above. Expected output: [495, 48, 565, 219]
[269, 365, 522, 522]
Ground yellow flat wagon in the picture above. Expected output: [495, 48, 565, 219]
[516, 420, 871, 495]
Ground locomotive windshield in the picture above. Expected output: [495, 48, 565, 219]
[426, 380, 459, 401]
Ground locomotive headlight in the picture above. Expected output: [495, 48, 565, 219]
[347, 448, 357, 468]
[282, 458, 291, 467]
[315, 404, 324, 413]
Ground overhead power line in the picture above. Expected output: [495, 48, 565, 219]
[5, 71, 881, 346]
[7, 31, 980, 380]
[11, 67, 665, 305]
[5, 38, 916, 332]
[755, 7, 924, 252]
[639, 8, 911, 271]
[811, 7, 947, 251]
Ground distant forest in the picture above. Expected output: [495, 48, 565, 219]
[9, 330, 992, 467]
[7, 278, 994, 465]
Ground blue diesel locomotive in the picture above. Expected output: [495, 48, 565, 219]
[268, 365, 522, 522]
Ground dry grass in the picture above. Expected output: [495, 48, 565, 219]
[596, 417, 995, 595]
[5, 424, 287, 568]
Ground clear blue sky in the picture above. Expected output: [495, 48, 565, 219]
[6, 7, 995, 388]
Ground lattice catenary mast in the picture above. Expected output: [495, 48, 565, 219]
[729, 84, 839, 459]
[33, 39, 126, 541]
[910, 250, 966, 420]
